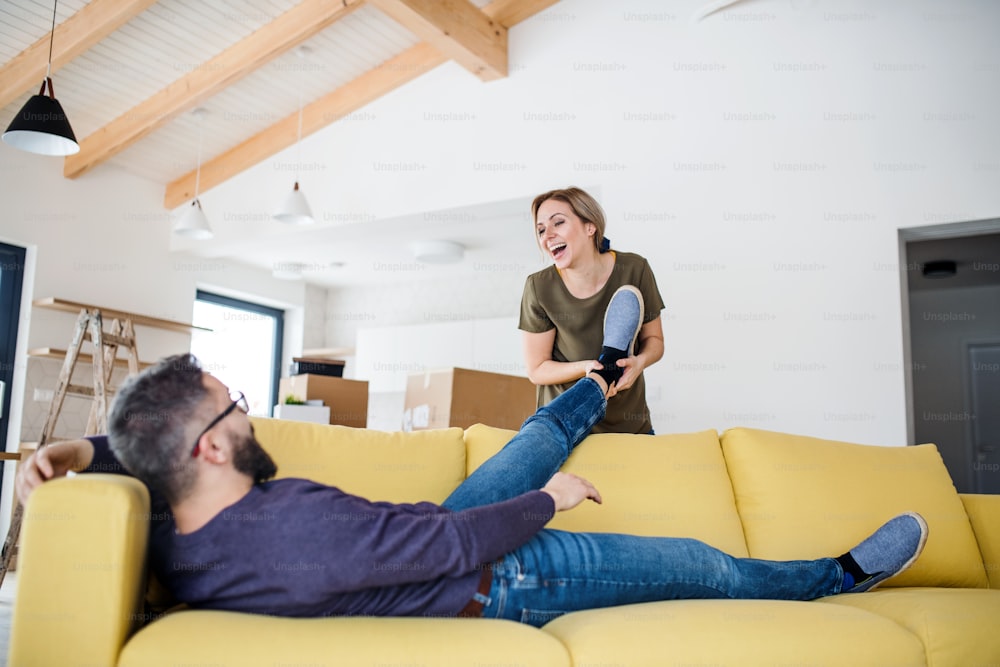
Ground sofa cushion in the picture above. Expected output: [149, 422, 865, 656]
[721, 428, 988, 589]
[822, 588, 1000, 666]
[465, 424, 748, 557]
[541, 599, 926, 667]
[119, 611, 570, 667]
[250, 417, 466, 504]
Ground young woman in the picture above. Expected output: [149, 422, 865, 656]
[520, 187, 665, 434]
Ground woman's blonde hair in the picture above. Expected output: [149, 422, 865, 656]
[531, 187, 607, 252]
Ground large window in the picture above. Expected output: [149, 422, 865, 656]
[191, 291, 284, 417]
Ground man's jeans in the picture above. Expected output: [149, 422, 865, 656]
[442, 377, 843, 627]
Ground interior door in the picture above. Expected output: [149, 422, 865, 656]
[969, 343, 1000, 494]
[0, 242, 27, 461]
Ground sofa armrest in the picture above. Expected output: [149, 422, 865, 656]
[960, 493, 1000, 589]
[10, 474, 150, 667]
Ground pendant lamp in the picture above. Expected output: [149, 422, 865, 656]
[173, 109, 213, 240]
[2, 0, 79, 156]
[273, 47, 315, 225]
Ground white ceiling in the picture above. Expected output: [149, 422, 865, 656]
[0, 0, 549, 289]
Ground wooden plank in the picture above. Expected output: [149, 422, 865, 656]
[0, 0, 158, 110]
[28, 348, 153, 370]
[33, 297, 208, 334]
[161, 0, 561, 207]
[62, 0, 365, 180]
[484, 0, 562, 27]
[164, 41, 448, 209]
[368, 0, 507, 81]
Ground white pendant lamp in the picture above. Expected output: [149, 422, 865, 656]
[273, 180, 314, 225]
[173, 109, 213, 240]
[273, 47, 315, 225]
[2, 0, 79, 156]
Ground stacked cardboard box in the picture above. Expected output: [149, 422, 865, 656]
[278, 374, 369, 428]
[403, 367, 536, 431]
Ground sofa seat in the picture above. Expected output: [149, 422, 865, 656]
[820, 587, 1000, 665]
[118, 611, 571, 667]
[540, 598, 927, 666]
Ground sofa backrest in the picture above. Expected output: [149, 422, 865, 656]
[721, 427, 989, 589]
[465, 424, 749, 558]
[250, 417, 467, 504]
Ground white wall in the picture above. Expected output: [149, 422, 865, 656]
[0, 149, 317, 536]
[204, 0, 1000, 445]
[4, 0, 1000, 454]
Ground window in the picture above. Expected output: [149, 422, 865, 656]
[191, 291, 284, 417]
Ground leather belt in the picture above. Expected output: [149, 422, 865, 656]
[457, 565, 493, 618]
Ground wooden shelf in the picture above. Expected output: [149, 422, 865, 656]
[301, 347, 355, 358]
[33, 297, 210, 334]
[28, 348, 153, 370]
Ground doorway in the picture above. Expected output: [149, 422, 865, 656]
[0, 242, 27, 464]
[900, 220, 1000, 493]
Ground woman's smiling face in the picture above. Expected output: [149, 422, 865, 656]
[535, 198, 596, 268]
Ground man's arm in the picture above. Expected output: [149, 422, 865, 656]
[15, 438, 95, 504]
[541, 471, 602, 511]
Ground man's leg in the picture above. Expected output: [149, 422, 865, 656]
[443, 284, 644, 511]
[479, 513, 928, 627]
[442, 375, 606, 511]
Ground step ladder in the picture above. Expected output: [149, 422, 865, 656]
[0, 308, 140, 585]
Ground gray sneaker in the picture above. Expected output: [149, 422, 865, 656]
[842, 512, 928, 593]
[595, 286, 644, 387]
[602, 285, 644, 353]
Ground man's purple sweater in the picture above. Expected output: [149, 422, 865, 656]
[85, 436, 555, 618]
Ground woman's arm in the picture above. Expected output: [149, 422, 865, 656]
[523, 329, 596, 386]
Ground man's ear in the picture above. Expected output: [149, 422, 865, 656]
[198, 430, 232, 465]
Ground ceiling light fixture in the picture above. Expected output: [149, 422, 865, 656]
[2, 0, 79, 156]
[173, 108, 213, 240]
[273, 47, 315, 225]
[412, 240, 465, 264]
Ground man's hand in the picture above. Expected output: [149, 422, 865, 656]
[15, 439, 95, 505]
[541, 472, 603, 512]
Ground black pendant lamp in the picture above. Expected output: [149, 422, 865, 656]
[2, 0, 79, 156]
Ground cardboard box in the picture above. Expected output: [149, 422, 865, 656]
[278, 374, 369, 428]
[404, 367, 536, 431]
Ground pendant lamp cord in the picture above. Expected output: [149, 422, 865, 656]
[295, 89, 303, 185]
[44, 0, 59, 91]
[194, 114, 203, 199]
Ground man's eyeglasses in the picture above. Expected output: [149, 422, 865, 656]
[191, 390, 249, 457]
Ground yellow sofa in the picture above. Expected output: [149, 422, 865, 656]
[10, 419, 1000, 666]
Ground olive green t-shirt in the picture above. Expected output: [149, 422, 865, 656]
[519, 251, 665, 434]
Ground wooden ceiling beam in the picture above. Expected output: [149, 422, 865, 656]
[63, 0, 365, 180]
[368, 0, 507, 82]
[0, 0, 158, 110]
[161, 0, 562, 208]
[163, 42, 449, 209]
[485, 0, 562, 27]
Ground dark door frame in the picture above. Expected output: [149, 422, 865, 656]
[0, 242, 28, 466]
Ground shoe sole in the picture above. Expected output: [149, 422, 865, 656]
[603, 285, 645, 354]
[865, 511, 929, 592]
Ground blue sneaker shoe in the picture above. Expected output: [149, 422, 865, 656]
[839, 512, 928, 594]
[595, 285, 644, 387]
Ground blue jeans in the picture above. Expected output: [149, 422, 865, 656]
[442, 377, 844, 627]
